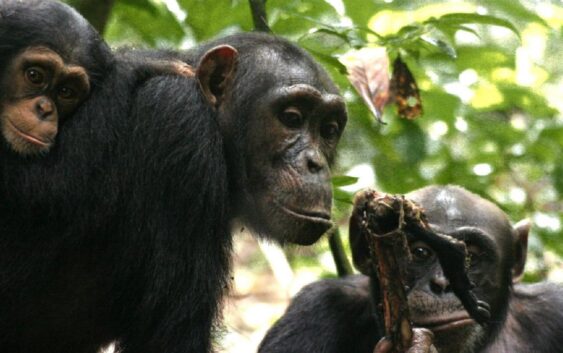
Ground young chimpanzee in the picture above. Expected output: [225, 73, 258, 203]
[259, 185, 563, 353]
[0, 0, 193, 157]
[0, 1, 347, 353]
[0, 0, 112, 156]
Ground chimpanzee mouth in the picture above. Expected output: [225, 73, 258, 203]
[274, 201, 332, 226]
[8, 119, 52, 148]
[413, 312, 475, 332]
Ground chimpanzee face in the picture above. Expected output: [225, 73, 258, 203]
[241, 54, 347, 245]
[405, 186, 528, 353]
[245, 85, 346, 244]
[406, 237, 490, 353]
[194, 40, 347, 245]
[0, 47, 90, 156]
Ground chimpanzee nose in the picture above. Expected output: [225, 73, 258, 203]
[36, 97, 55, 119]
[430, 273, 451, 294]
[305, 149, 325, 174]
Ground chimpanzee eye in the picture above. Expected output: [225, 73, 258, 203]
[25, 67, 46, 85]
[467, 244, 483, 267]
[279, 107, 304, 128]
[58, 86, 76, 100]
[411, 242, 435, 262]
[321, 122, 340, 140]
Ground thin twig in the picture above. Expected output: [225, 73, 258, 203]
[249, 0, 271, 32]
[328, 227, 354, 277]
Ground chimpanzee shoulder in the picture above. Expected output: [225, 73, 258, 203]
[486, 282, 563, 353]
[258, 275, 378, 353]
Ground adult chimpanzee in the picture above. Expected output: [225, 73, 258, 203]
[259, 185, 563, 353]
[0, 2, 347, 353]
[0, 0, 194, 157]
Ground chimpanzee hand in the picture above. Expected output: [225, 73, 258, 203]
[374, 328, 437, 353]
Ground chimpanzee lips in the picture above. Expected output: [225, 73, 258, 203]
[275, 202, 331, 224]
[274, 201, 332, 224]
[8, 119, 52, 148]
[266, 200, 333, 245]
[413, 312, 475, 332]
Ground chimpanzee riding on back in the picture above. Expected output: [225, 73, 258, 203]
[0, 1, 347, 353]
[0, 0, 192, 159]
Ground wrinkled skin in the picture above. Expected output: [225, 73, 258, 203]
[194, 39, 348, 245]
[243, 81, 346, 245]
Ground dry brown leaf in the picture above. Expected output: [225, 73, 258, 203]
[343, 47, 391, 124]
[390, 56, 423, 120]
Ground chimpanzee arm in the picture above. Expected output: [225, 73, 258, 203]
[259, 275, 379, 353]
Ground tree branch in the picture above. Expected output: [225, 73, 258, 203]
[328, 227, 353, 277]
[249, 0, 271, 32]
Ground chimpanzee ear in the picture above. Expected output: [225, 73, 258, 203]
[512, 219, 530, 283]
[196, 45, 238, 108]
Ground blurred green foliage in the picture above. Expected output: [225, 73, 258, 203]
[65, 0, 563, 281]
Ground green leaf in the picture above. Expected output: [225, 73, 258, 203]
[178, 0, 253, 41]
[120, 0, 159, 15]
[306, 49, 348, 75]
[434, 13, 520, 39]
[393, 120, 427, 165]
[396, 24, 424, 38]
[553, 158, 563, 197]
[333, 188, 354, 205]
[332, 175, 359, 187]
[268, 0, 339, 38]
[486, 0, 550, 28]
[420, 36, 457, 58]
[298, 28, 352, 55]
[498, 84, 557, 117]
[105, 1, 185, 47]
[420, 88, 460, 123]
[455, 25, 481, 38]
[455, 46, 513, 72]
[341, 0, 383, 29]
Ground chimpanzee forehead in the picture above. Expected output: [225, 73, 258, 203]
[251, 46, 339, 94]
[407, 185, 513, 245]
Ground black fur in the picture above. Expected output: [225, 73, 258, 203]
[0, 2, 341, 352]
[0, 0, 112, 90]
[259, 278, 563, 353]
[259, 276, 378, 353]
[485, 282, 563, 353]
